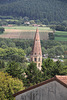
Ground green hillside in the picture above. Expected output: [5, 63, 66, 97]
[0, 0, 67, 22]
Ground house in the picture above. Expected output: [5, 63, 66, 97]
[24, 22, 30, 26]
[13, 75, 67, 100]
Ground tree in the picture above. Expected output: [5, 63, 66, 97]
[48, 32, 55, 40]
[0, 27, 5, 34]
[55, 46, 64, 56]
[30, 20, 35, 24]
[52, 60, 63, 76]
[42, 47, 47, 55]
[42, 58, 54, 80]
[55, 25, 65, 31]
[25, 47, 32, 56]
[48, 47, 55, 58]
[61, 20, 67, 27]
[23, 62, 43, 87]
[6, 61, 24, 79]
[0, 72, 25, 100]
[0, 60, 5, 68]
[41, 59, 67, 80]
[0, 47, 26, 62]
[60, 65, 67, 75]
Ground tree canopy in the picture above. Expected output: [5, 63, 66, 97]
[23, 62, 43, 87]
[42, 58, 67, 80]
[0, 72, 25, 100]
[0, 0, 67, 23]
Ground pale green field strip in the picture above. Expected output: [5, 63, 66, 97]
[3, 26, 52, 31]
[55, 37, 67, 41]
[55, 31, 67, 35]
[6, 19, 18, 21]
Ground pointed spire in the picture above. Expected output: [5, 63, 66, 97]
[36, 28, 39, 33]
[32, 28, 42, 56]
[34, 28, 40, 41]
[31, 28, 42, 70]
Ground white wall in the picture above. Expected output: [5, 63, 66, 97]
[16, 81, 67, 100]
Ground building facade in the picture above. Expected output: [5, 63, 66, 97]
[30, 28, 42, 70]
[13, 75, 67, 100]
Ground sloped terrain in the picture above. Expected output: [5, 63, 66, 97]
[0, 0, 67, 22]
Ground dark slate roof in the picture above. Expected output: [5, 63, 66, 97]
[13, 75, 67, 97]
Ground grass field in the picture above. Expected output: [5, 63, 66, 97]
[55, 37, 67, 41]
[0, 26, 67, 41]
[55, 31, 67, 35]
[3, 26, 52, 31]
[55, 31, 67, 41]
[0, 26, 53, 40]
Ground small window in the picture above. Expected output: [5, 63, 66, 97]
[35, 53, 36, 55]
[34, 58, 37, 61]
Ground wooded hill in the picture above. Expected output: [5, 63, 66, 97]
[0, 0, 67, 23]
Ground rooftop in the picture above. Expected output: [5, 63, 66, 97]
[13, 75, 67, 97]
[55, 75, 67, 85]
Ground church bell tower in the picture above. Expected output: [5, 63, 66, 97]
[31, 28, 42, 70]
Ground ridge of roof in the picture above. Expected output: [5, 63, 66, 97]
[13, 75, 67, 97]
[55, 75, 67, 85]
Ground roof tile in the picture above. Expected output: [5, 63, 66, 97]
[55, 75, 67, 85]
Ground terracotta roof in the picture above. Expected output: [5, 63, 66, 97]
[13, 75, 67, 97]
[55, 75, 67, 85]
[32, 28, 42, 56]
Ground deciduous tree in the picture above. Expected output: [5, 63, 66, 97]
[0, 72, 24, 100]
[23, 62, 43, 87]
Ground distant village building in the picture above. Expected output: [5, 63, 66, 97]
[13, 75, 67, 100]
[32, 24, 40, 27]
[30, 28, 42, 70]
[24, 22, 30, 26]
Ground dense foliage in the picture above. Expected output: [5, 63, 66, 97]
[23, 59, 67, 87]
[0, 0, 67, 23]
[42, 58, 67, 80]
[0, 38, 67, 58]
[0, 47, 26, 62]
[6, 61, 24, 79]
[50, 25, 67, 31]
[0, 29, 67, 99]
[0, 72, 24, 100]
[0, 27, 4, 34]
[23, 62, 43, 87]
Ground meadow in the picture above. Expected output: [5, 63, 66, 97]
[0, 26, 67, 41]
[3, 26, 52, 31]
[0, 26, 52, 40]
[55, 31, 67, 41]
[55, 31, 67, 35]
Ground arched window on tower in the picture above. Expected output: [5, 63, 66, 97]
[34, 58, 37, 62]
[35, 53, 36, 55]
